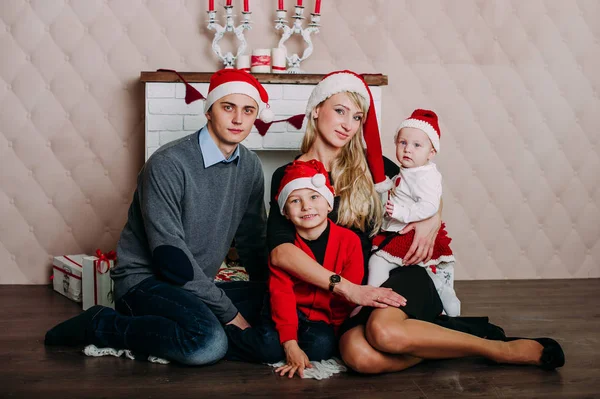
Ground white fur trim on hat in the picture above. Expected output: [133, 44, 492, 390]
[397, 119, 440, 152]
[204, 81, 265, 115]
[374, 176, 393, 193]
[277, 175, 334, 215]
[305, 73, 370, 118]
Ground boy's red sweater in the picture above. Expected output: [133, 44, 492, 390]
[269, 221, 364, 343]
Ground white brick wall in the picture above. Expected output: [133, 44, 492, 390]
[145, 82, 383, 160]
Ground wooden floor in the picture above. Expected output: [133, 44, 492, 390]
[0, 279, 598, 399]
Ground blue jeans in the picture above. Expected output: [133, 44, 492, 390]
[225, 297, 338, 364]
[88, 276, 265, 366]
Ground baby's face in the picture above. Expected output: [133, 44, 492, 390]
[395, 127, 436, 168]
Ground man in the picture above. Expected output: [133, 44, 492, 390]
[45, 69, 270, 365]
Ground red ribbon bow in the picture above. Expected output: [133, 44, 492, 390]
[94, 249, 116, 274]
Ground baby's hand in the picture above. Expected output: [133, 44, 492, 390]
[385, 200, 394, 217]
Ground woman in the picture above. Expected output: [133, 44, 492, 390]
[267, 70, 564, 375]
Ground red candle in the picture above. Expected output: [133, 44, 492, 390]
[314, 0, 321, 13]
[209, 0, 214, 11]
[278, 0, 284, 10]
[297, 0, 302, 6]
[226, 0, 232, 5]
[244, 0, 249, 12]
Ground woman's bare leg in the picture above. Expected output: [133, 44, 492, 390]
[365, 307, 544, 365]
[339, 324, 423, 374]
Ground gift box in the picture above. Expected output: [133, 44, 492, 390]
[82, 250, 116, 310]
[52, 254, 86, 302]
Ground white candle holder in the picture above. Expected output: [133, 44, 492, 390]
[275, 6, 320, 73]
[207, 6, 252, 69]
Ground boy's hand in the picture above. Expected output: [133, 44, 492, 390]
[385, 200, 395, 217]
[275, 341, 312, 378]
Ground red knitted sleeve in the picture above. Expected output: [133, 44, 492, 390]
[268, 262, 298, 344]
[331, 233, 364, 329]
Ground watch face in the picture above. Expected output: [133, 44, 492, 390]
[330, 274, 341, 284]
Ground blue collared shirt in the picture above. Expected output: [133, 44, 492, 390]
[198, 125, 240, 168]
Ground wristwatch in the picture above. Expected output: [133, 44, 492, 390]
[329, 274, 341, 292]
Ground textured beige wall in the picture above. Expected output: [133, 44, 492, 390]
[0, 0, 598, 284]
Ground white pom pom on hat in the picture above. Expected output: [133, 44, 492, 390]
[259, 106, 274, 123]
[311, 173, 326, 188]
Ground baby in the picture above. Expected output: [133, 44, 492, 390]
[367, 109, 460, 316]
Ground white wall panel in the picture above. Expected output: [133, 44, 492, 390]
[0, 0, 598, 283]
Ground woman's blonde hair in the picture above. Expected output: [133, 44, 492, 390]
[301, 92, 383, 236]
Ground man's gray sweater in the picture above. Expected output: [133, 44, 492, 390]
[111, 131, 267, 323]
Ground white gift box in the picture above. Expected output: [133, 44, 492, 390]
[82, 254, 115, 310]
[52, 255, 86, 302]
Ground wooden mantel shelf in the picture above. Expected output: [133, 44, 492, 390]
[140, 71, 388, 86]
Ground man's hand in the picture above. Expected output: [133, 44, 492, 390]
[226, 312, 251, 330]
[399, 211, 441, 265]
[276, 340, 312, 378]
[336, 279, 407, 308]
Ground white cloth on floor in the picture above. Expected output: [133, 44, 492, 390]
[83, 345, 169, 364]
[269, 357, 347, 380]
[83, 345, 346, 378]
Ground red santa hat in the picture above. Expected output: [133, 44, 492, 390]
[305, 70, 392, 193]
[204, 69, 274, 123]
[275, 159, 335, 215]
[396, 109, 441, 152]
[157, 68, 274, 123]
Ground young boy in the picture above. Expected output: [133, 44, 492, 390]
[365, 109, 461, 317]
[225, 159, 364, 378]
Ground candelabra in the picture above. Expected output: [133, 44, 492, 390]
[275, 5, 320, 73]
[207, 5, 252, 68]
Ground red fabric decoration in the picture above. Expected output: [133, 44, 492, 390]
[157, 69, 205, 104]
[254, 113, 305, 136]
